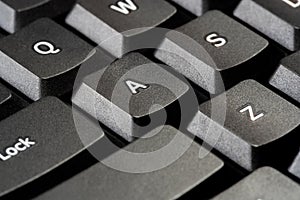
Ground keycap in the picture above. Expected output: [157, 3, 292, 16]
[0, 83, 27, 120]
[72, 52, 190, 142]
[155, 11, 268, 94]
[170, 0, 240, 16]
[212, 167, 300, 200]
[289, 151, 300, 179]
[0, 0, 75, 33]
[34, 125, 224, 200]
[0, 18, 94, 101]
[0, 96, 104, 197]
[270, 51, 300, 103]
[66, 0, 176, 58]
[188, 80, 300, 171]
[234, 0, 300, 51]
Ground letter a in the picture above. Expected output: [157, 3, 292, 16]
[125, 80, 148, 94]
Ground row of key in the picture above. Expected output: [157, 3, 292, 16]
[0, 0, 300, 199]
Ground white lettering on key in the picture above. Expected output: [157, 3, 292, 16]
[282, 0, 300, 8]
[33, 41, 61, 55]
[205, 33, 227, 48]
[110, 0, 138, 15]
[125, 80, 148, 94]
[239, 105, 265, 121]
[0, 137, 36, 161]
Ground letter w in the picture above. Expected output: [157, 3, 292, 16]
[239, 105, 265, 121]
[110, 0, 138, 15]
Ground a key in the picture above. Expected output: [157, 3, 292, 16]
[170, 0, 240, 16]
[155, 11, 269, 94]
[0, 83, 27, 120]
[270, 51, 300, 103]
[212, 167, 300, 200]
[0, 18, 94, 101]
[0, 0, 75, 33]
[0, 96, 105, 197]
[66, 0, 176, 58]
[34, 125, 224, 200]
[234, 0, 300, 51]
[188, 80, 300, 171]
[72, 52, 190, 142]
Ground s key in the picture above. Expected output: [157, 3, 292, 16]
[234, 0, 300, 51]
[72, 52, 190, 142]
[0, 0, 75, 33]
[66, 0, 176, 58]
[0, 18, 94, 101]
[155, 11, 269, 94]
[188, 80, 300, 171]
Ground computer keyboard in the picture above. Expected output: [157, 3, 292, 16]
[0, 0, 299, 200]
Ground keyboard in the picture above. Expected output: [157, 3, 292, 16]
[0, 0, 300, 199]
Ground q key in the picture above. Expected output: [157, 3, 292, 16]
[0, 18, 95, 101]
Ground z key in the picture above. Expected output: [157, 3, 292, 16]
[0, 18, 94, 101]
[188, 80, 300, 171]
[0, 0, 76, 33]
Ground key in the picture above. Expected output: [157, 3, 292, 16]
[212, 167, 300, 200]
[170, 0, 240, 16]
[72, 52, 190, 142]
[0, 83, 27, 120]
[66, 0, 176, 58]
[289, 151, 300, 179]
[155, 11, 269, 94]
[270, 51, 300, 103]
[234, 0, 300, 51]
[0, 0, 75, 33]
[0, 18, 94, 101]
[0, 96, 105, 197]
[34, 125, 224, 200]
[188, 80, 300, 171]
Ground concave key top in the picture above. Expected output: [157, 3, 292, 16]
[66, 0, 176, 58]
[155, 11, 269, 94]
[72, 52, 190, 142]
[0, 0, 75, 33]
[0, 18, 94, 101]
[270, 51, 300, 103]
[188, 80, 300, 170]
[0, 97, 104, 197]
[234, 0, 300, 51]
[213, 167, 300, 200]
[34, 126, 224, 200]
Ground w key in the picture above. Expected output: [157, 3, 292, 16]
[72, 52, 190, 142]
[66, 0, 176, 58]
[188, 80, 300, 171]
[0, 18, 94, 101]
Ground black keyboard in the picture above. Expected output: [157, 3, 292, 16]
[0, 0, 300, 199]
